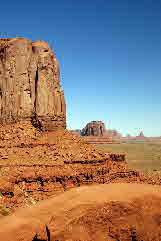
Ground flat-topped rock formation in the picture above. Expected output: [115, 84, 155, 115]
[80, 121, 113, 144]
[0, 38, 66, 131]
[81, 121, 107, 136]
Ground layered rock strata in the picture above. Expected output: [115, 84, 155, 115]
[0, 127, 160, 212]
[0, 38, 66, 131]
[0, 162, 160, 212]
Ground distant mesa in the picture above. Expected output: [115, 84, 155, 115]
[71, 121, 122, 144]
[122, 131, 151, 141]
[72, 121, 122, 139]
[81, 121, 106, 136]
[0, 37, 66, 131]
[134, 131, 146, 139]
[138, 131, 145, 137]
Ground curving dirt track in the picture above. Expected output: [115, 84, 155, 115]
[0, 183, 161, 241]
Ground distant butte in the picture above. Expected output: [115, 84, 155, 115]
[138, 131, 145, 137]
[81, 121, 107, 136]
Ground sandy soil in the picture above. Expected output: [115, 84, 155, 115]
[0, 183, 160, 241]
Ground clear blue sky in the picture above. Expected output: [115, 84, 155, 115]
[0, 0, 161, 136]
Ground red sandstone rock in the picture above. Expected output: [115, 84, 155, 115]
[82, 121, 107, 136]
[0, 38, 66, 131]
[138, 131, 145, 137]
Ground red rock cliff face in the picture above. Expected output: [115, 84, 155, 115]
[0, 38, 66, 131]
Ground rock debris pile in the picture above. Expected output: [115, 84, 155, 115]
[0, 122, 115, 165]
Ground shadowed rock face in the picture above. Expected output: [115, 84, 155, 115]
[0, 38, 66, 131]
[82, 121, 106, 136]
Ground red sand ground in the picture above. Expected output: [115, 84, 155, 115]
[0, 183, 160, 241]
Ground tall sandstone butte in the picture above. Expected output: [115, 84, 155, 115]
[0, 37, 66, 131]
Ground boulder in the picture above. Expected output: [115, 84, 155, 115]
[0, 38, 66, 131]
